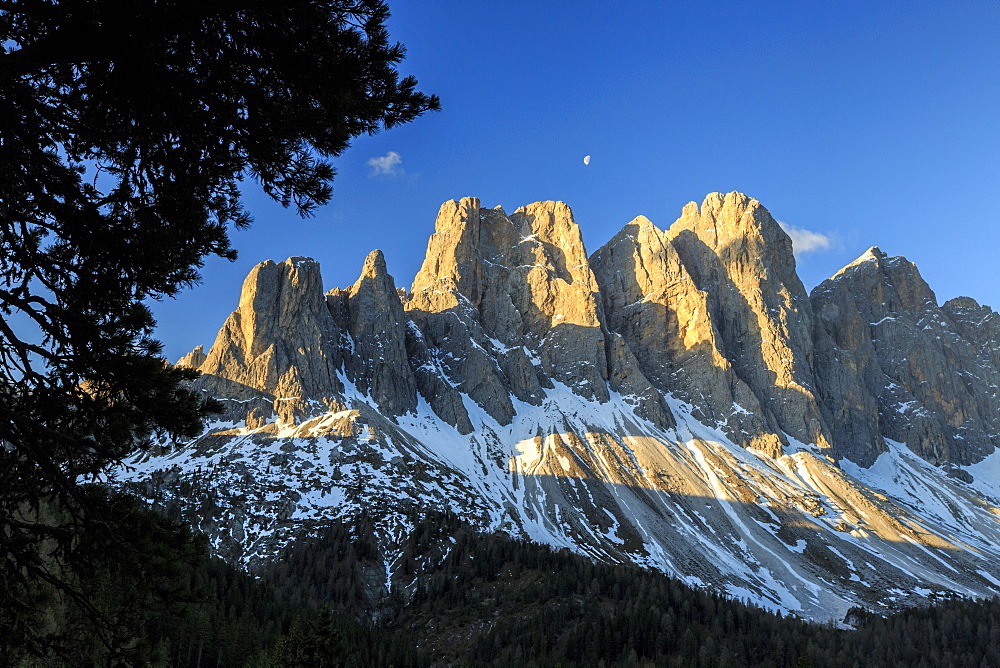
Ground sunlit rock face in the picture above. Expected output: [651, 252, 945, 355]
[133, 193, 1000, 622]
[405, 197, 672, 429]
[188, 256, 345, 426]
[668, 193, 832, 456]
[591, 193, 830, 459]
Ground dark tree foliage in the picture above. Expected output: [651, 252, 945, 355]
[253, 512, 1000, 667]
[0, 0, 438, 660]
[0, 488, 207, 665]
[104, 507, 1000, 666]
[128, 505, 426, 666]
[144, 551, 315, 667]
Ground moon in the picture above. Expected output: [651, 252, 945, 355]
[583, 155, 591, 166]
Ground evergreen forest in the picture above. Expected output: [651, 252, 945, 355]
[36, 500, 1000, 667]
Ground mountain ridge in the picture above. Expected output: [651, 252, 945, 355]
[126, 192, 1000, 620]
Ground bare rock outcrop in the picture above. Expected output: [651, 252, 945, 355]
[327, 250, 417, 418]
[506, 201, 610, 402]
[604, 331, 675, 427]
[665, 192, 832, 455]
[405, 199, 520, 427]
[176, 344, 207, 370]
[942, 296, 1000, 370]
[591, 214, 769, 451]
[403, 319, 475, 434]
[175, 194, 999, 469]
[195, 257, 345, 425]
[812, 248, 1000, 465]
[405, 197, 672, 428]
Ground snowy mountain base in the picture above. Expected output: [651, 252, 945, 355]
[119, 376, 1000, 621]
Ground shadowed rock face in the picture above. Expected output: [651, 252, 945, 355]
[942, 296, 1000, 374]
[328, 250, 418, 419]
[405, 197, 672, 429]
[811, 248, 1000, 466]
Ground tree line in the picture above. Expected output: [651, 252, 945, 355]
[119, 507, 1000, 666]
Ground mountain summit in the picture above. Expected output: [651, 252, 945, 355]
[124, 193, 1000, 620]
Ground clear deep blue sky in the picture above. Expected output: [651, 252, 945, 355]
[154, 1, 1000, 361]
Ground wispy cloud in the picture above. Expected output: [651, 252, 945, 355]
[367, 151, 403, 177]
[778, 221, 832, 255]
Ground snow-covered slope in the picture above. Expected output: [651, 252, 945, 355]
[121, 379, 1000, 621]
[117, 193, 1000, 621]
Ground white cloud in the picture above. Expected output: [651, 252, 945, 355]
[778, 221, 832, 255]
[367, 151, 403, 177]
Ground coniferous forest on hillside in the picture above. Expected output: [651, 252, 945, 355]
[28, 496, 1000, 667]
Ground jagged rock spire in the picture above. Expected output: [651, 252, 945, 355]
[403, 198, 673, 429]
[591, 213, 768, 450]
[196, 257, 344, 425]
[669, 193, 830, 454]
[593, 193, 830, 457]
[181, 193, 1000, 469]
[328, 249, 418, 418]
[176, 344, 207, 370]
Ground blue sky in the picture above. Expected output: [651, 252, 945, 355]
[154, 1, 1000, 361]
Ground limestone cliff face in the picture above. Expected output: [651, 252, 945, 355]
[405, 199, 523, 428]
[176, 344, 207, 370]
[812, 248, 1000, 465]
[942, 296, 1000, 370]
[666, 193, 832, 455]
[182, 193, 997, 470]
[406, 197, 672, 429]
[591, 214, 775, 454]
[327, 250, 417, 419]
[195, 257, 344, 425]
[507, 201, 610, 402]
[593, 194, 832, 458]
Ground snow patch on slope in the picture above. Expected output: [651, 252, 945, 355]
[117, 382, 1000, 621]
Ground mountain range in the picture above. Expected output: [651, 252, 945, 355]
[120, 192, 1000, 621]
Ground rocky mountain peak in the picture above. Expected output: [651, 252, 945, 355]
[670, 192, 791, 256]
[512, 199, 573, 227]
[857, 245, 886, 262]
[409, 197, 484, 301]
[195, 256, 344, 425]
[626, 214, 657, 232]
[660, 192, 829, 456]
[944, 295, 984, 312]
[176, 194, 998, 465]
[334, 249, 417, 418]
[354, 248, 390, 283]
[409, 197, 525, 308]
[832, 246, 886, 280]
[232, 257, 325, 357]
[943, 296, 1000, 370]
[509, 200, 593, 286]
[812, 248, 1000, 465]
[176, 344, 207, 370]
[824, 247, 936, 314]
[403, 198, 618, 425]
